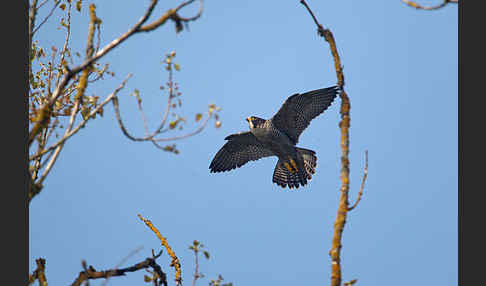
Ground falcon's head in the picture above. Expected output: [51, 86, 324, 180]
[246, 116, 266, 129]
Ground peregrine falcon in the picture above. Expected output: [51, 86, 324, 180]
[209, 86, 339, 189]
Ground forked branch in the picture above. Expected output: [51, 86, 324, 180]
[28, 0, 208, 204]
[29, 258, 47, 286]
[109, 52, 220, 153]
[70, 250, 167, 286]
[138, 214, 183, 286]
[28, 0, 204, 148]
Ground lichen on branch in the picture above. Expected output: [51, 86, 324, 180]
[300, 1, 369, 286]
[138, 214, 183, 286]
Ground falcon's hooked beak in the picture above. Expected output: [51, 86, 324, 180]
[246, 117, 253, 128]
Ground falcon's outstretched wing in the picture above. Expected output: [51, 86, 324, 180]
[209, 132, 274, 173]
[271, 86, 339, 144]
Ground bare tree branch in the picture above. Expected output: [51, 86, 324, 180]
[28, 168, 43, 204]
[109, 53, 218, 149]
[36, 136, 63, 186]
[29, 258, 47, 286]
[153, 115, 211, 142]
[99, 246, 145, 286]
[32, 3, 99, 191]
[36, 95, 81, 186]
[112, 93, 214, 143]
[402, 0, 458, 10]
[138, 214, 182, 286]
[348, 150, 369, 211]
[300, 1, 369, 286]
[70, 250, 167, 286]
[29, 0, 210, 207]
[29, 0, 158, 147]
[29, 75, 133, 161]
[139, 0, 203, 32]
[29, 0, 39, 60]
[29, 0, 206, 148]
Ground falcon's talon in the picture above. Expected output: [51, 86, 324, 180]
[209, 85, 338, 189]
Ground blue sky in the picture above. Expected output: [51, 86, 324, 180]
[30, 1, 457, 285]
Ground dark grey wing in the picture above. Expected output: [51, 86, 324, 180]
[209, 132, 274, 173]
[271, 86, 339, 144]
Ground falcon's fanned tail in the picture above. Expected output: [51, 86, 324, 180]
[272, 148, 317, 189]
[272, 159, 303, 189]
[297, 147, 317, 180]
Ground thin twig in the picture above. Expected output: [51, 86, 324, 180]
[191, 247, 200, 286]
[36, 140, 62, 186]
[111, 84, 212, 144]
[56, 1, 72, 88]
[138, 0, 203, 32]
[47, 45, 57, 98]
[177, 0, 204, 22]
[34, 3, 99, 188]
[28, 0, 159, 147]
[71, 0, 159, 75]
[32, 0, 60, 35]
[29, 0, 39, 60]
[134, 92, 151, 137]
[38, 146, 55, 170]
[88, 64, 108, 83]
[153, 61, 175, 136]
[348, 150, 368, 211]
[152, 115, 211, 142]
[99, 246, 145, 286]
[37, 0, 49, 10]
[37, 92, 81, 186]
[402, 0, 458, 10]
[29, 0, 205, 148]
[112, 96, 147, 142]
[29, 0, 207, 203]
[30, 75, 132, 161]
[95, 20, 102, 53]
[71, 251, 167, 286]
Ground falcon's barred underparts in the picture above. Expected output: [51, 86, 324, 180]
[209, 86, 339, 189]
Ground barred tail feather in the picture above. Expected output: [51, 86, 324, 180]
[272, 159, 303, 189]
[272, 148, 317, 189]
[297, 148, 317, 181]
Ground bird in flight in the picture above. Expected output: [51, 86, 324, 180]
[209, 86, 339, 189]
